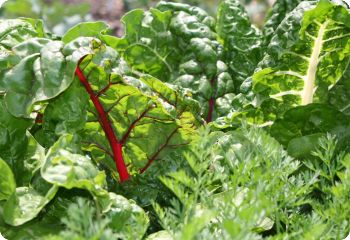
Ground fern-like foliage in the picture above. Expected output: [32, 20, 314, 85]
[152, 126, 350, 239]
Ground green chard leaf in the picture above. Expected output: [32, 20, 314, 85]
[103, 2, 235, 121]
[0, 36, 97, 118]
[0, 99, 44, 186]
[102, 192, 149, 240]
[328, 67, 350, 115]
[62, 21, 110, 44]
[253, 0, 350, 118]
[263, 0, 304, 44]
[216, 0, 264, 87]
[271, 103, 350, 157]
[3, 184, 59, 226]
[3, 132, 110, 227]
[41, 134, 108, 197]
[0, 158, 16, 201]
[43, 37, 199, 182]
[0, 18, 45, 49]
[1, 218, 62, 240]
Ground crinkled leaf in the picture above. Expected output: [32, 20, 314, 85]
[102, 8, 177, 80]
[44, 37, 198, 180]
[263, 0, 303, 44]
[105, 2, 235, 121]
[253, 0, 350, 118]
[43, 80, 89, 135]
[217, 0, 263, 86]
[328, 68, 350, 115]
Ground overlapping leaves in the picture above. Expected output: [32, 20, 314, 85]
[0, 20, 198, 231]
[106, 1, 235, 121]
[0, 36, 97, 117]
[39, 36, 199, 181]
[253, 0, 350, 116]
[217, 0, 264, 86]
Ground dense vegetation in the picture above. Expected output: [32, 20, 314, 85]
[1, 0, 350, 239]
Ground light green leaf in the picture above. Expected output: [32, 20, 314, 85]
[41, 134, 108, 197]
[253, 217, 274, 233]
[270, 104, 350, 157]
[3, 185, 58, 226]
[0, 18, 45, 49]
[146, 230, 173, 240]
[45, 41, 199, 180]
[253, 0, 350, 117]
[1, 37, 98, 117]
[104, 192, 149, 240]
[62, 21, 110, 44]
[0, 158, 15, 201]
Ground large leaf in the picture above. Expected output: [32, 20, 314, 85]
[0, 18, 45, 49]
[3, 185, 59, 226]
[328, 67, 350, 115]
[42, 80, 89, 136]
[216, 0, 264, 86]
[0, 158, 16, 200]
[0, 100, 44, 186]
[103, 8, 177, 80]
[270, 104, 350, 157]
[44, 37, 199, 181]
[103, 2, 235, 121]
[0, 36, 97, 117]
[263, 0, 304, 44]
[253, 0, 350, 118]
[1, 219, 62, 240]
[41, 134, 108, 197]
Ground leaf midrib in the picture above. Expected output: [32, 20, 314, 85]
[302, 20, 329, 105]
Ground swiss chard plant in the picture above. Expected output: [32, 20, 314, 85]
[1, 0, 350, 239]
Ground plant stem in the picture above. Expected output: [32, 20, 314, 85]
[75, 59, 130, 182]
[207, 97, 215, 123]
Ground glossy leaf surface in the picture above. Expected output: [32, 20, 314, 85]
[253, 0, 350, 117]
